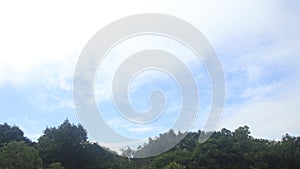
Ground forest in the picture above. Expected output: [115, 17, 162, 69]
[0, 120, 299, 169]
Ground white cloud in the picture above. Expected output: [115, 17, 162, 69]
[1, 0, 293, 90]
[0, 0, 286, 87]
[220, 83, 300, 139]
[218, 11, 300, 139]
[0, 0, 299, 141]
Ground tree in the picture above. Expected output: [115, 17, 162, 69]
[134, 129, 185, 158]
[37, 119, 87, 169]
[0, 123, 30, 146]
[164, 162, 186, 169]
[1, 120, 300, 169]
[221, 128, 233, 136]
[233, 125, 251, 139]
[81, 142, 127, 169]
[47, 162, 66, 169]
[0, 141, 43, 169]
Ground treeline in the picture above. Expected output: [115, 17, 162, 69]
[0, 120, 300, 169]
[0, 120, 131, 169]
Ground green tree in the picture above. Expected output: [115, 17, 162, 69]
[164, 162, 186, 169]
[0, 123, 30, 146]
[37, 119, 87, 169]
[134, 129, 185, 158]
[47, 162, 66, 169]
[233, 125, 251, 139]
[0, 141, 43, 169]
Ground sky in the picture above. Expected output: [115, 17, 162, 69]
[0, 0, 299, 150]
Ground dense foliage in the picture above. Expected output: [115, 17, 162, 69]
[0, 141, 42, 169]
[135, 127, 300, 169]
[0, 120, 299, 169]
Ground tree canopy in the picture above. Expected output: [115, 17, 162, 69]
[0, 121, 299, 169]
[0, 141, 42, 169]
[0, 123, 31, 146]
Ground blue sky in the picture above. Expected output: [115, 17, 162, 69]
[0, 0, 300, 151]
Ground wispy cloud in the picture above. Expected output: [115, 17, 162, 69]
[217, 1, 300, 138]
[0, 0, 299, 145]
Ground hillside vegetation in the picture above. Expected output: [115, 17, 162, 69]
[0, 120, 299, 169]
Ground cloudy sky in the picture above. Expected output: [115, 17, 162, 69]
[0, 0, 299, 149]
